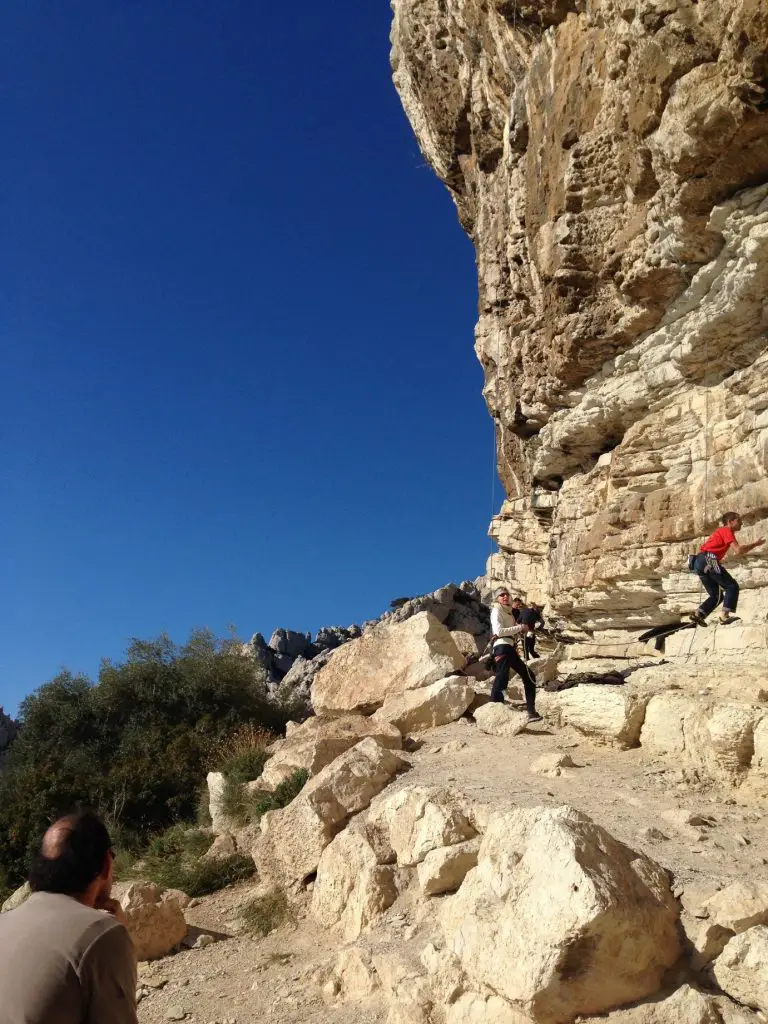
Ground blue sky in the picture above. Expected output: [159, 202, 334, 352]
[1, 1, 492, 716]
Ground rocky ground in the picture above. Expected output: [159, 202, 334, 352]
[135, 660, 768, 1024]
[6, 607, 764, 1023]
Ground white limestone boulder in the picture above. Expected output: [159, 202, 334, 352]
[417, 838, 480, 895]
[119, 882, 188, 961]
[529, 751, 576, 777]
[473, 702, 528, 737]
[373, 676, 475, 733]
[311, 825, 399, 941]
[450, 631, 482, 657]
[260, 713, 402, 790]
[684, 704, 765, 782]
[1, 882, 30, 913]
[640, 692, 698, 756]
[712, 926, 768, 1015]
[544, 687, 647, 748]
[439, 806, 680, 1023]
[329, 946, 381, 1002]
[206, 771, 232, 835]
[311, 612, 465, 715]
[373, 950, 433, 1024]
[253, 737, 407, 887]
[368, 785, 477, 866]
[202, 833, 236, 861]
[691, 880, 768, 967]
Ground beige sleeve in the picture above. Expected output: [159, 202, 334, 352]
[80, 922, 138, 1024]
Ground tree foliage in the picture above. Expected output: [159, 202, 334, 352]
[0, 629, 282, 887]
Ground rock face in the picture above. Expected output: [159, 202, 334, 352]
[311, 612, 466, 715]
[439, 806, 681, 1023]
[391, 0, 768, 632]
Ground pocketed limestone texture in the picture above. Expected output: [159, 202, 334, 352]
[391, 0, 768, 631]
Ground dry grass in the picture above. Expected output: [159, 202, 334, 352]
[207, 723, 276, 779]
[240, 888, 292, 936]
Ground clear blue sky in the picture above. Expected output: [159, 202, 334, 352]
[1, 1, 493, 716]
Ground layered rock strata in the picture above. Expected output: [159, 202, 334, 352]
[391, 0, 768, 633]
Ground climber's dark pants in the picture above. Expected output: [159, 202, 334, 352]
[694, 555, 739, 616]
[490, 644, 536, 714]
[524, 633, 539, 659]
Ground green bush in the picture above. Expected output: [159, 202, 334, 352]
[220, 747, 271, 785]
[132, 824, 255, 897]
[250, 769, 309, 822]
[222, 768, 309, 829]
[239, 888, 292, 936]
[0, 630, 286, 888]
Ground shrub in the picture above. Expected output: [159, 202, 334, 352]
[250, 769, 308, 823]
[223, 768, 309, 829]
[211, 723, 275, 783]
[239, 888, 292, 936]
[0, 630, 287, 888]
[138, 824, 254, 897]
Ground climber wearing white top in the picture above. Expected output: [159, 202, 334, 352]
[490, 589, 542, 723]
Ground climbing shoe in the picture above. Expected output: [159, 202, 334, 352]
[526, 712, 544, 724]
[689, 611, 708, 627]
[719, 613, 740, 625]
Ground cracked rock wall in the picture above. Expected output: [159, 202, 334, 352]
[391, 0, 768, 631]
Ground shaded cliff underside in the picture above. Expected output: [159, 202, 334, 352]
[391, 0, 768, 632]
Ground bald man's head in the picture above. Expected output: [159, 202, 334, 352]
[29, 810, 112, 896]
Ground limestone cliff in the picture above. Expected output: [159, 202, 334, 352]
[391, 0, 768, 632]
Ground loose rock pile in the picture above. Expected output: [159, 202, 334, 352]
[249, 581, 490, 717]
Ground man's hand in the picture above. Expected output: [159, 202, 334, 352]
[754, 538, 765, 547]
[95, 895, 128, 927]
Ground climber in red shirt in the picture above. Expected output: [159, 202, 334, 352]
[689, 512, 764, 626]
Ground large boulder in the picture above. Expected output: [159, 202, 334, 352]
[311, 825, 399, 941]
[439, 806, 680, 1023]
[474, 703, 528, 737]
[640, 693, 698, 757]
[684, 704, 765, 782]
[260, 714, 402, 790]
[311, 612, 465, 715]
[712, 926, 768, 1015]
[119, 882, 188, 961]
[368, 785, 478, 867]
[373, 676, 475, 734]
[543, 688, 648, 748]
[253, 737, 407, 887]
